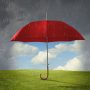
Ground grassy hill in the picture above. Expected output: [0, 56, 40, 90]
[0, 70, 90, 90]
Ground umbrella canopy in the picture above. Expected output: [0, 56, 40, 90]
[11, 20, 85, 80]
[11, 20, 84, 42]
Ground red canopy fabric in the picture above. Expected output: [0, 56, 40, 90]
[11, 20, 84, 42]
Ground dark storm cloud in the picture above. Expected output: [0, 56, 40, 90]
[15, 0, 41, 11]
[0, 0, 14, 28]
[14, 0, 48, 21]
[0, 0, 13, 69]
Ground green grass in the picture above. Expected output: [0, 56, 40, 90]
[0, 70, 90, 90]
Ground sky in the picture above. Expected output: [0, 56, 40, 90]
[0, 0, 90, 70]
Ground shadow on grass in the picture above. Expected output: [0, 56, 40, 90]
[48, 86, 90, 90]
[48, 79, 90, 88]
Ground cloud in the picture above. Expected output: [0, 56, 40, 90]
[54, 56, 83, 71]
[31, 51, 56, 64]
[10, 42, 38, 57]
[14, 0, 48, 21]
[31, 41, 81, 64]
[55, 41, 81, 52]
[0, 0, 13, 28]
[54, 37, 90, 71]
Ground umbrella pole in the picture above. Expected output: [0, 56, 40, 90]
[46, 41, 49, 79]
[40, 42, 49, 80]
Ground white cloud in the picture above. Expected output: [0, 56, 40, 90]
[54, 66, 64, 70]
[31, 41, 81, 64]
[54, 56, 83, 71]
[31, 51, 56, 64]
[10, 42, 38, 57]
[55, 41, 81, 52]
[54, 38, 90, 71]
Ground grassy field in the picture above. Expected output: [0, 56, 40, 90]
[0, 70, 90, 90]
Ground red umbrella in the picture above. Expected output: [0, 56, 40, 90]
[11, 20, 85, 80]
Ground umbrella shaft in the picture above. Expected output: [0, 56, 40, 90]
[46, 42, 49, 78]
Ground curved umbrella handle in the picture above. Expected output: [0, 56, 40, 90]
[40, 64, 49, 80]
[40, 73, 48, 80]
